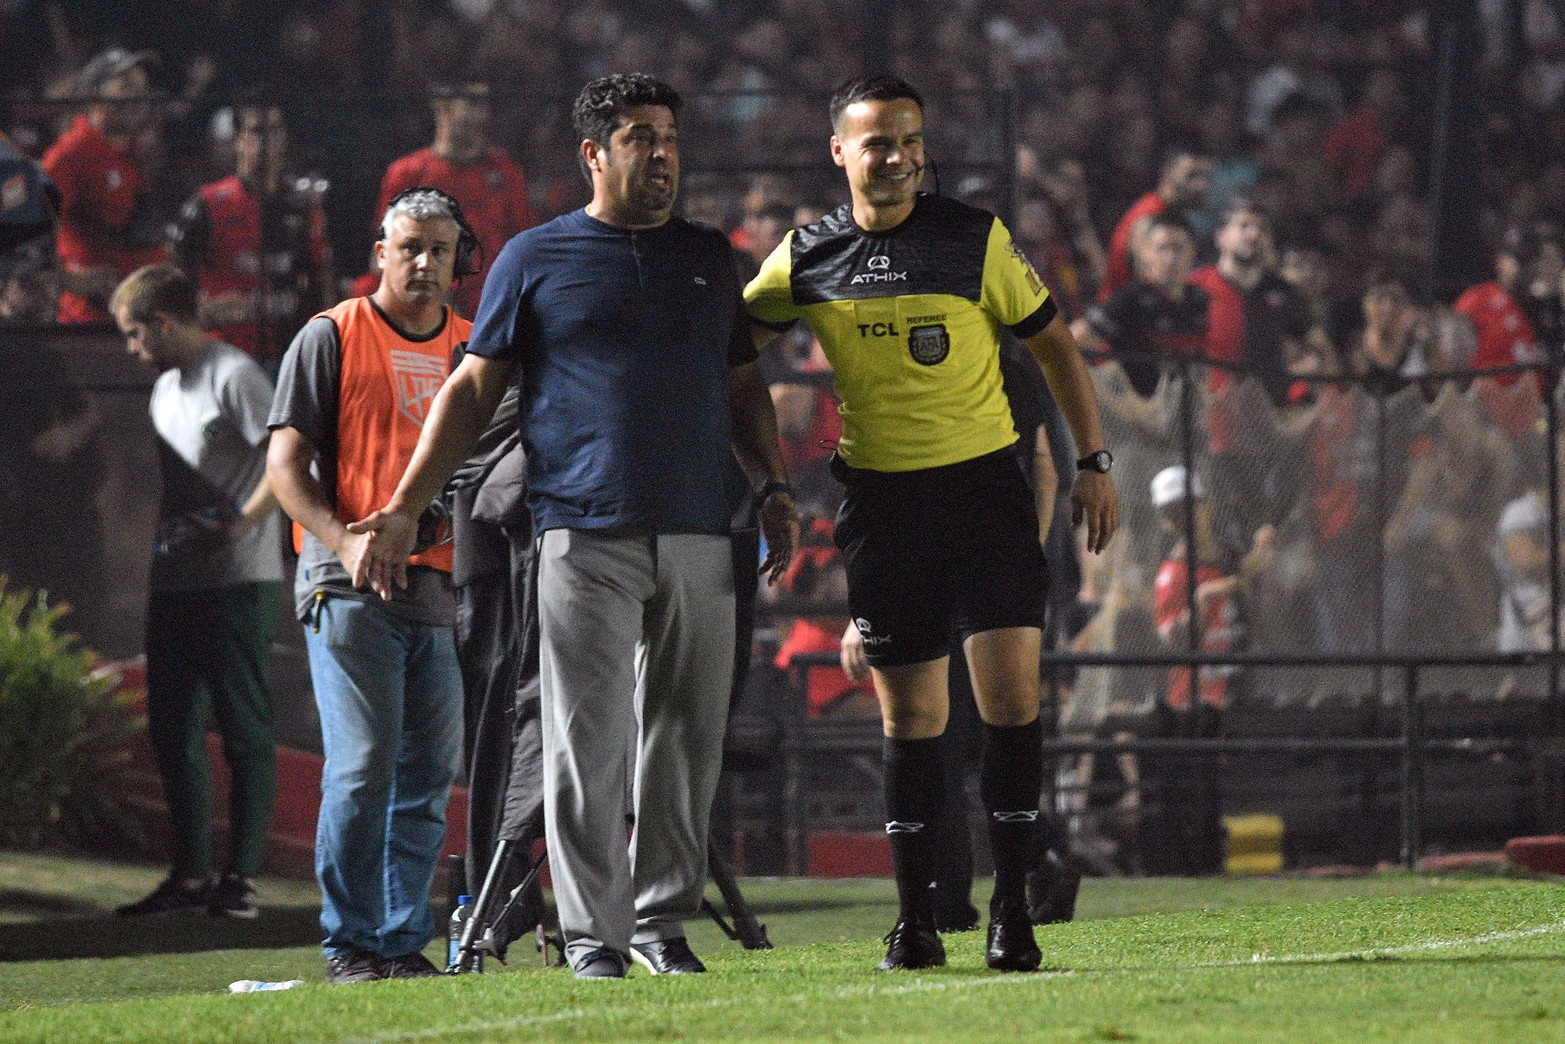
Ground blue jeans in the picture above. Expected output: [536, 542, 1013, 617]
[303, 596, 462, 959]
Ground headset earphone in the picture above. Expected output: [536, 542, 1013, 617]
[381, 186, 483, 279]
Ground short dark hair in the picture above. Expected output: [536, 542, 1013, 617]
[572, 73, 681, 181]
[828, 74, 923, 130]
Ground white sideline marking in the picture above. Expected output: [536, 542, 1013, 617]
[356, 922, 1565, 1042]
[1212, 919, 1565, 968]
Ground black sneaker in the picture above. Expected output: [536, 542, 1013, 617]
[877, 917, 946, 971]
[114, 874, 212, 916]
[985, 895, 1042, 972]
[630, 937, 706, 974]
[325, 949, 387, 984]
[384, 951, 444, 978]
[571, 947, 629, 979]
[208, 872, 258, 919]
[1027, 851, 1085, 926]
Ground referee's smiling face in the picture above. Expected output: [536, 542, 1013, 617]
[832, 97, 925, 220]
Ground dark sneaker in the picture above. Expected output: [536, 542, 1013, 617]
[572, 947, 629, 979]
[384, 951, 444, 979]
[986, 896, 1042, 972]
[325, 949, 387, 984]
[114, 874, 212, 916]
[1027, 851, 1085, 926]
[630, 937, 706, 975]
[208, 873, 258, 919]
[877, 917, 946, 971]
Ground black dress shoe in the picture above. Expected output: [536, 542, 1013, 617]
[572, 947, 629, 979]
[877, 917, 946, 971]
[986, 896, 1042, 972]
[630, 937, 706, 974]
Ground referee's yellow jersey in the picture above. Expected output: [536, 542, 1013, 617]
[744, 193, 1057, 473]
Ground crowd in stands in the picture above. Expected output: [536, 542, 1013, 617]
[5, 0, 1565, 737]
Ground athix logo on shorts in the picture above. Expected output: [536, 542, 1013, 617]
[851, 251, 907, 286]
[389, 349, 447, 426]
[855, 617, 891, 646]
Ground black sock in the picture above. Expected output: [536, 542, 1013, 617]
[884, 735, 945, 922]
[981, 717, 1043, 904]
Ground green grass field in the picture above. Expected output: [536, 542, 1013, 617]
[2, 852, 1563, 1041]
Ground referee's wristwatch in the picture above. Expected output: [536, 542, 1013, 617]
[757, 480, 795, 505]
[1076, 450, 1114, 474]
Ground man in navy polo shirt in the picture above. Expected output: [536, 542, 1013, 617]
[347, 73, 798, 980]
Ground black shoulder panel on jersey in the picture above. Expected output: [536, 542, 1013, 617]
[789, 195, 993, 306]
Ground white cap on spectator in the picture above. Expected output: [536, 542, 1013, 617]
[78, 48, 156, 94]
[1151, 465, 1203, 509]
[1499, 493, 1548, 537]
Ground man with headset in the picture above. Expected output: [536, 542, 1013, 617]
[746, 75, 1118, 973]
[267, 187, 479, 984]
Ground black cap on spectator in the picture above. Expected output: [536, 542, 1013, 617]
[78, 47, 157, 93]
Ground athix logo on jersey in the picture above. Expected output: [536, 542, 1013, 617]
[991, 810, 1039, 823]
[885, 821, 925, 834]
[851, 252, 907, 285]
[389, 349, 447, 426]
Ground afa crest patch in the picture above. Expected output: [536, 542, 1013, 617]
[908, 324, 949, 365]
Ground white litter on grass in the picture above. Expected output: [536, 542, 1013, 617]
[228, 979, 306, 993]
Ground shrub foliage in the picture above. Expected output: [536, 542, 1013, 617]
[0, 579, 139, 847]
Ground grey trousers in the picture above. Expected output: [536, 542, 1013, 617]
[536, 528, 735, 964]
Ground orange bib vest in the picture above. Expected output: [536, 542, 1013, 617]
[292, 296, 470, 574]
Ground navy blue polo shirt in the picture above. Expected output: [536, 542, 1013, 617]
[467, 208, 756, 534]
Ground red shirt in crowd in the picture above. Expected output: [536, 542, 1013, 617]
[171, 174, 332, 362]
[1455, 280, 1538, 381]
[1310, 384, 1358, 544]
[772, 530, 869, 717]
[1455, 279, 1543, 436]
[1322, 107, 1385, 203]
[1154, 558, 1236, 710]
[42, 115, 166, 322]
[377, 147, 536, 317]
[1099, 190, 1166, 301]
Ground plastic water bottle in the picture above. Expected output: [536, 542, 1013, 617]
[228, 979, 304, 993]
[448, 895, 480, 972]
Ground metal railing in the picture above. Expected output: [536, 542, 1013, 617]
[776, 647, 1561, 875]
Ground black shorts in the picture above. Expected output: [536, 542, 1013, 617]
[832, 447, 1050, 667]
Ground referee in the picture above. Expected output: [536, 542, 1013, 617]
[746, 75, 1118, 973]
